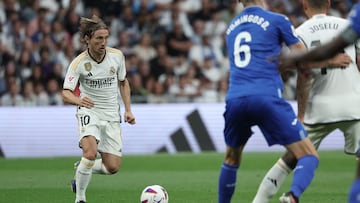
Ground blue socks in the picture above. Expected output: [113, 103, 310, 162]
[349, 179, 360, 203]
[218, 163, 239, 203]
[290, 155, 319, 198]
[218, 155, 318, 202]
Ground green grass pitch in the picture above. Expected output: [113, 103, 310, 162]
[0, 150, 355, 203]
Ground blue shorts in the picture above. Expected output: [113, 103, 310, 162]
[223, 95, 307, 148]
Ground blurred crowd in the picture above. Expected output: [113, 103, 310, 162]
[0, 0, 358, 106]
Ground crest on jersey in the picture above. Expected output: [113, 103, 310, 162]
[110, 66, 115, 75]
[85, 62, 92, 71]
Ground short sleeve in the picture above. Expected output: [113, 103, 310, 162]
[63, 62, 80, 91]
[117, 53, 127, 81]
[279, 16, 300, 46]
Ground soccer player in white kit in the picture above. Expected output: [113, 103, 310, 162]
[62, 15, 136, 203]
[253, 0, 359, 202]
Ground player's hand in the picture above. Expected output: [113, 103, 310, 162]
[80, 96, 94, 109]
[124, 111, 136, 125]
[327, 53, 352, 68]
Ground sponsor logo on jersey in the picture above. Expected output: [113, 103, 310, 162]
[84, 77, 116, 88]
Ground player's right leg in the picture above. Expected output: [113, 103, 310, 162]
[218, 97, 251, 203]
[280, 138, 319, 203]
[74, 136, 98, 203]
[73, 110, 104, 203]
[218, 145, 244, 203]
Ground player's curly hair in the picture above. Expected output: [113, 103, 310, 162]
[79, 15, 108, 45]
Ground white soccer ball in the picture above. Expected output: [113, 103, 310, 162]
[140, 184, 169, 203]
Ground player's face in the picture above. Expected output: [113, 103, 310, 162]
[88, 29, 109, 56]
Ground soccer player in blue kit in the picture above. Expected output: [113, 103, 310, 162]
[277, 2, 360, 203]
[218, 0, 319, 203]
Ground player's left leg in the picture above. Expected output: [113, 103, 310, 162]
[94, 121, 123, 174]
[218, 145, 245, 203]
[96, 152, 121, 174]
[253, 123, 332, 203]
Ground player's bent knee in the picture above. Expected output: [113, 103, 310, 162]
[286, 138, 319, 159]
[102, 161, 120, 174]
[83, 152, 97, 160]
[282, 151, 297, 169]
[224, 153, 238, 165]
[106, 165, 119, 174]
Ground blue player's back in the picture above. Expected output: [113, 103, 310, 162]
[225, 6, 300, 100]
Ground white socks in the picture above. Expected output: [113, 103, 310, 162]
[75, 157, 95, 202]
[252, 158, 292, 203]
[92, 159, 111, 175]
[75, 158, 111, 202]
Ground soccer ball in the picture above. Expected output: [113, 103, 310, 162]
[140, 184, 169, 203]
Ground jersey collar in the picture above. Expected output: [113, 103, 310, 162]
[87, 48, 106, 64]
[311, 14, 327, 19]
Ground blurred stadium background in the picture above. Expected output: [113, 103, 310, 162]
[0, 0, 358, 107]
[0, 0, 358, 202]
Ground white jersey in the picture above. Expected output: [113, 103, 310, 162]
[63, 47, 126, 121]
[296, 14, 360, 124]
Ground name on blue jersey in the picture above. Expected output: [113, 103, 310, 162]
[309, 23, 339, 33]
[226, 14, 270, 35]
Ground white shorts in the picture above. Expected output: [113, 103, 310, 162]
[76, 109, 123, 157]
[305, 120, 360, 154]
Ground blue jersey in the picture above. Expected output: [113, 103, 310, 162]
[349, 3, 360, 36]
[225, 6, 300, 100]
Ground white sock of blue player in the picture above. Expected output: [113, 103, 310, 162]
[289, 155, 319, 199]
[252, 158, 292, 203]
[92, 159, 111, 174]
[218, 162, 239, 203]
[75, 157, 95, 202]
